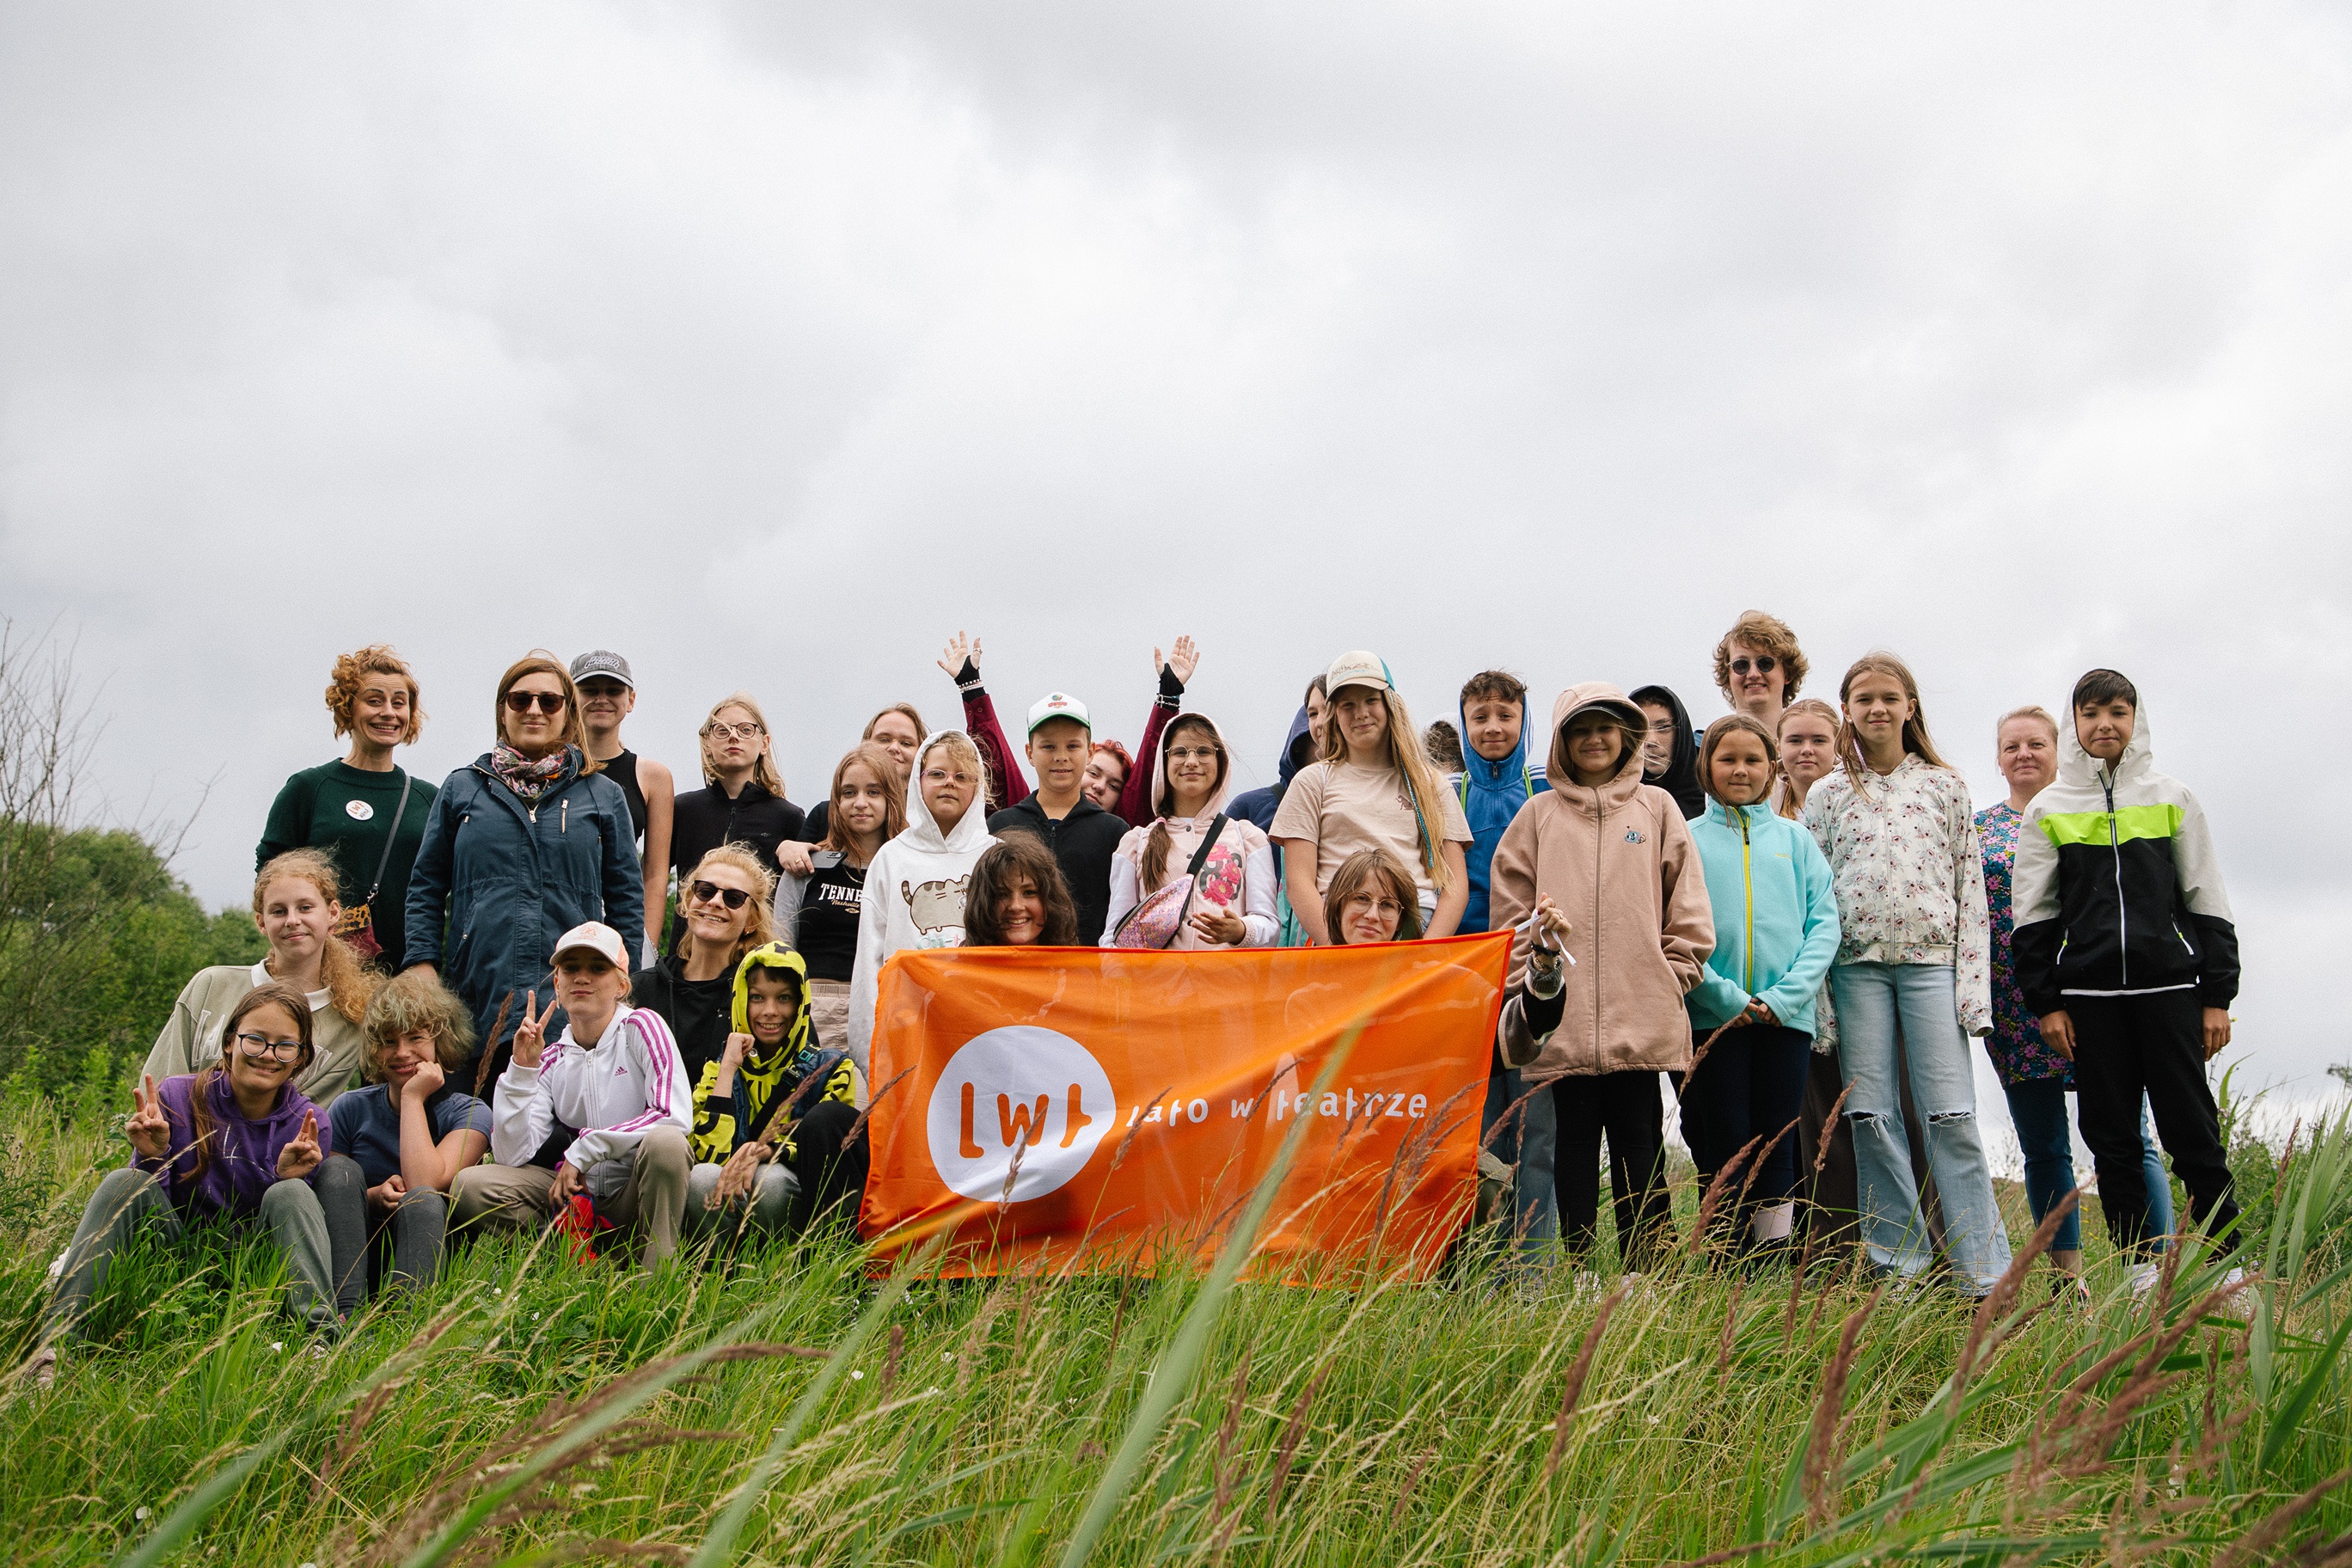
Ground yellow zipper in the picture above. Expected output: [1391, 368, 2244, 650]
[1738, 806, 1755, 995]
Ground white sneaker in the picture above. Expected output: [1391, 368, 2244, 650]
[2128, 1262, 2160, 1297]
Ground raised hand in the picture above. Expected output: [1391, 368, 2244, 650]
[277, 1108, 323, 1179]
[721, 1032, 752, 1070]
[402, 1057, 445, 1105]
[936, 631, 983, 682]
[713, 1139, 769, 1208]
[511, 991, 559, 1069]
[125, 1073, 172, 1161]
[1155, 635, 1201, 687]
[367, 1173, 407, 1214]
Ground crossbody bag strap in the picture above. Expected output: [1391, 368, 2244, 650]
[1156, 814, 1230, 949]
[364, 770, 414, 903]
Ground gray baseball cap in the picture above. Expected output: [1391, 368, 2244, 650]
[569, 650, 634, 689]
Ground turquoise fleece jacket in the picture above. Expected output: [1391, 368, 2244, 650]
[1686, 798, 1841, 1033]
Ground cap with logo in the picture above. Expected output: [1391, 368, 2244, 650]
[1324, 651, 1394, 695]
[569, 650, 634, 691]
[1026, 692, 1091, 735]
[550, 922, 629, 969]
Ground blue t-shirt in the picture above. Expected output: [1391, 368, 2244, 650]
[328, 1081, 493, 1185]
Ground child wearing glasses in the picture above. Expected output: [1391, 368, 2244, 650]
[402, 652, 645, 1081]
[35, 983, 340, 1384]
[1102, 713, 1277, 949]
[666, 693, 805, 942]
[633, 846, 778, 1081]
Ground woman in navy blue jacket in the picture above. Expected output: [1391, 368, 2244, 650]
[401, 652, 644, 1081]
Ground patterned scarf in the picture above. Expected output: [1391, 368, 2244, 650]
[489, 743, 572, 806]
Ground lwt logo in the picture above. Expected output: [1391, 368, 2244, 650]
[924, 1026, 1118, 1203]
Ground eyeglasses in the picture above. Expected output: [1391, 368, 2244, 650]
[232, 1030, 304, 1062]
[1340, 894, 1404, 916]
[1729, 656, 1779, 676]
[704, 721, 765, 740]
[689, 879, 750, 910]
[1165, 746, 1222, 762]
[505, 689, 567, 714]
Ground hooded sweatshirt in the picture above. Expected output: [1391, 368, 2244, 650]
[2011, 702, 2237, 1016]
[1685, 798, 1841, 1033]
[1626, 684, 1706, 821]
[1101, 714, 1279, 948]
[133, 1070, 332, 1219]
[1454, 694, 1551, 933]
[488, 1001, 691, 1198]
[1230, 702, 1319, 832]
[848, 731, 998, 1075]
[688, 944, 854, 1163]
[1491, 684, 1715, 1081]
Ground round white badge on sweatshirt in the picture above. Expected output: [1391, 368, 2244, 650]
[345, 799, 375, 821]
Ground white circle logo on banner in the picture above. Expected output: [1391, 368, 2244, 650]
[925, 1026, 1118, 1204]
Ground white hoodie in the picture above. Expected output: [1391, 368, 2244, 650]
[489, 1001, 692, 1199]
[847, 731, 998, 1075]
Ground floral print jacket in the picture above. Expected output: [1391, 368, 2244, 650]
[1974, 801, 2071, 1085]
[1803, 756, 1993, 1037]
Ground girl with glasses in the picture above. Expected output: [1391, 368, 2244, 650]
[35, 983, 340, 1383]
[1103, 714, 1277, 949]
[668, 694, 804, 943]
[633, 845, 778, 1082]
[401, 653, 645, 1080]
[143, 849, 377, 1107]
[1321, 849, 1424, 945]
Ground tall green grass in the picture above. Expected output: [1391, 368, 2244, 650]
[5, 1093, 2351, 1566]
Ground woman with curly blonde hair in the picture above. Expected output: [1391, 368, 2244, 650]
[143, 849, 379, 1106]
[633, 843, 779, 1081]
[258, 645, 438, 966]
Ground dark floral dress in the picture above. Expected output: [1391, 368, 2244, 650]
[1975, 801, 2070, 1086]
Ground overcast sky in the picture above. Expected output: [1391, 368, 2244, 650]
[4, 4, 2348, 1120]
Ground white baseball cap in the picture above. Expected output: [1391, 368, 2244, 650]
[1026, 692, 1091, 734]
[1324, 650, 1394, 695]
[550, 922, 629, 969]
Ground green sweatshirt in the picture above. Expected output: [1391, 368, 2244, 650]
[257, 760, 437, 965]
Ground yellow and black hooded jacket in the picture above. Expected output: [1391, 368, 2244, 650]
[687, 943, 855, 1164]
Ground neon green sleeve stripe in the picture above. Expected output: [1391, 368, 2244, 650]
[2037, 802, 2184, 848]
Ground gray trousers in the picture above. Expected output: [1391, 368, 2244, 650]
[46, 1167, 337, 1338]
[448, 1125, 691, 1268]
[317, 1155, 449, 1313]
[686, 1161, 799, 1242]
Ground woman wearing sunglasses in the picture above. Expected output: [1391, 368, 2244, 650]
[633, 846, 776, 1081]
[401, 652, 644, 1081]
[34, 983, 340, 1384]
[1712, 610, 1808, 730]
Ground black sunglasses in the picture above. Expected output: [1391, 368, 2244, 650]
[1729, 656, 1778, 676]
[689, 879, 750, 910]
[505, 689, 567, 714]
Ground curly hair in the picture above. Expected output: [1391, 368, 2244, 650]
[360, 969, 478, 1077]
[252, 849, 380, 1024]
[1712, 610, 1809, 702]
[326, 645, 424, 744]
[683, 842, 778, 964]
[963, 836, 1079, 946]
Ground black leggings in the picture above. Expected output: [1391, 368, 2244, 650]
[786, 1100, 871, 1234]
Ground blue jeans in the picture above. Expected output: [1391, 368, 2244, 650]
[1829, 962, 2012, 1294]
[2001, 1078, 2174, 1255]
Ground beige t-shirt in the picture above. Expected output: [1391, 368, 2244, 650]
[1269, 761, 1474, 897]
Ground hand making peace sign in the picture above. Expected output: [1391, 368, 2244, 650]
[511, 990, 560, 1069]
[125, 1073, 173, 1161]
[276, 1108, 323, 1180]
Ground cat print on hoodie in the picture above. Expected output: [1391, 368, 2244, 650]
[903, 876, 973, 946]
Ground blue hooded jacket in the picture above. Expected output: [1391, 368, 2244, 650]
[1230, 701, 1318, 833]
[1455, 695, 1550, 933]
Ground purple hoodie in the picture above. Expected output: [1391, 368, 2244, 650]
[132, 1071, 331, 1219]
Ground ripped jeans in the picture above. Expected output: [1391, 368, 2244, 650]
[1829, 961, 2012, 1295]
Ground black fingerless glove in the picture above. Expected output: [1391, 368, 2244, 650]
[955, 658, 982, 693]
[1158, 662, 1185, 703]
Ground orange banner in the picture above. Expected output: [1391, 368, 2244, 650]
[858, 933, 1509, 1279]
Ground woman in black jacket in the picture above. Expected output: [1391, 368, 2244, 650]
[633, 843, 775, 1082]
[667, 692, 801, 948]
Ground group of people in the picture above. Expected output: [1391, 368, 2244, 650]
[30, 609, 2249, 1381]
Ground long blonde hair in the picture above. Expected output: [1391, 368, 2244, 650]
[252, 849, 378, 1023]
[1320, 679, 1452, 886]
[684, 843, 777, 964]
[1834, 653, 1952, 796]
[700, 691, 786, 796]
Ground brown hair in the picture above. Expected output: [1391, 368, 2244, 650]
[186, 982, 316, 1194]
[822, 743, 909, 854]
[1996, 704, 2061, 745]
[1458, 670, 1528, 709]
[699, 691, 787, 797]
[963, 836, 1079, 946]
[1698, 714, 1779, 811]
[1324, 848, 1424, 944]
[863, 702, 929, 751]
[1141, 716, 1229, 892]
[493, 652, 600, 771]
[1773, 698, 1844, 820]
[252, 850, 379, 1023]
[2070, 669, 2139, 713]
[361, 969, 477, 1077]
[1712, 611, 1809, 701]
[1834, 652, 1952, 795]
[683, 843, 778, 965]
[325, 645, 424, 745]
